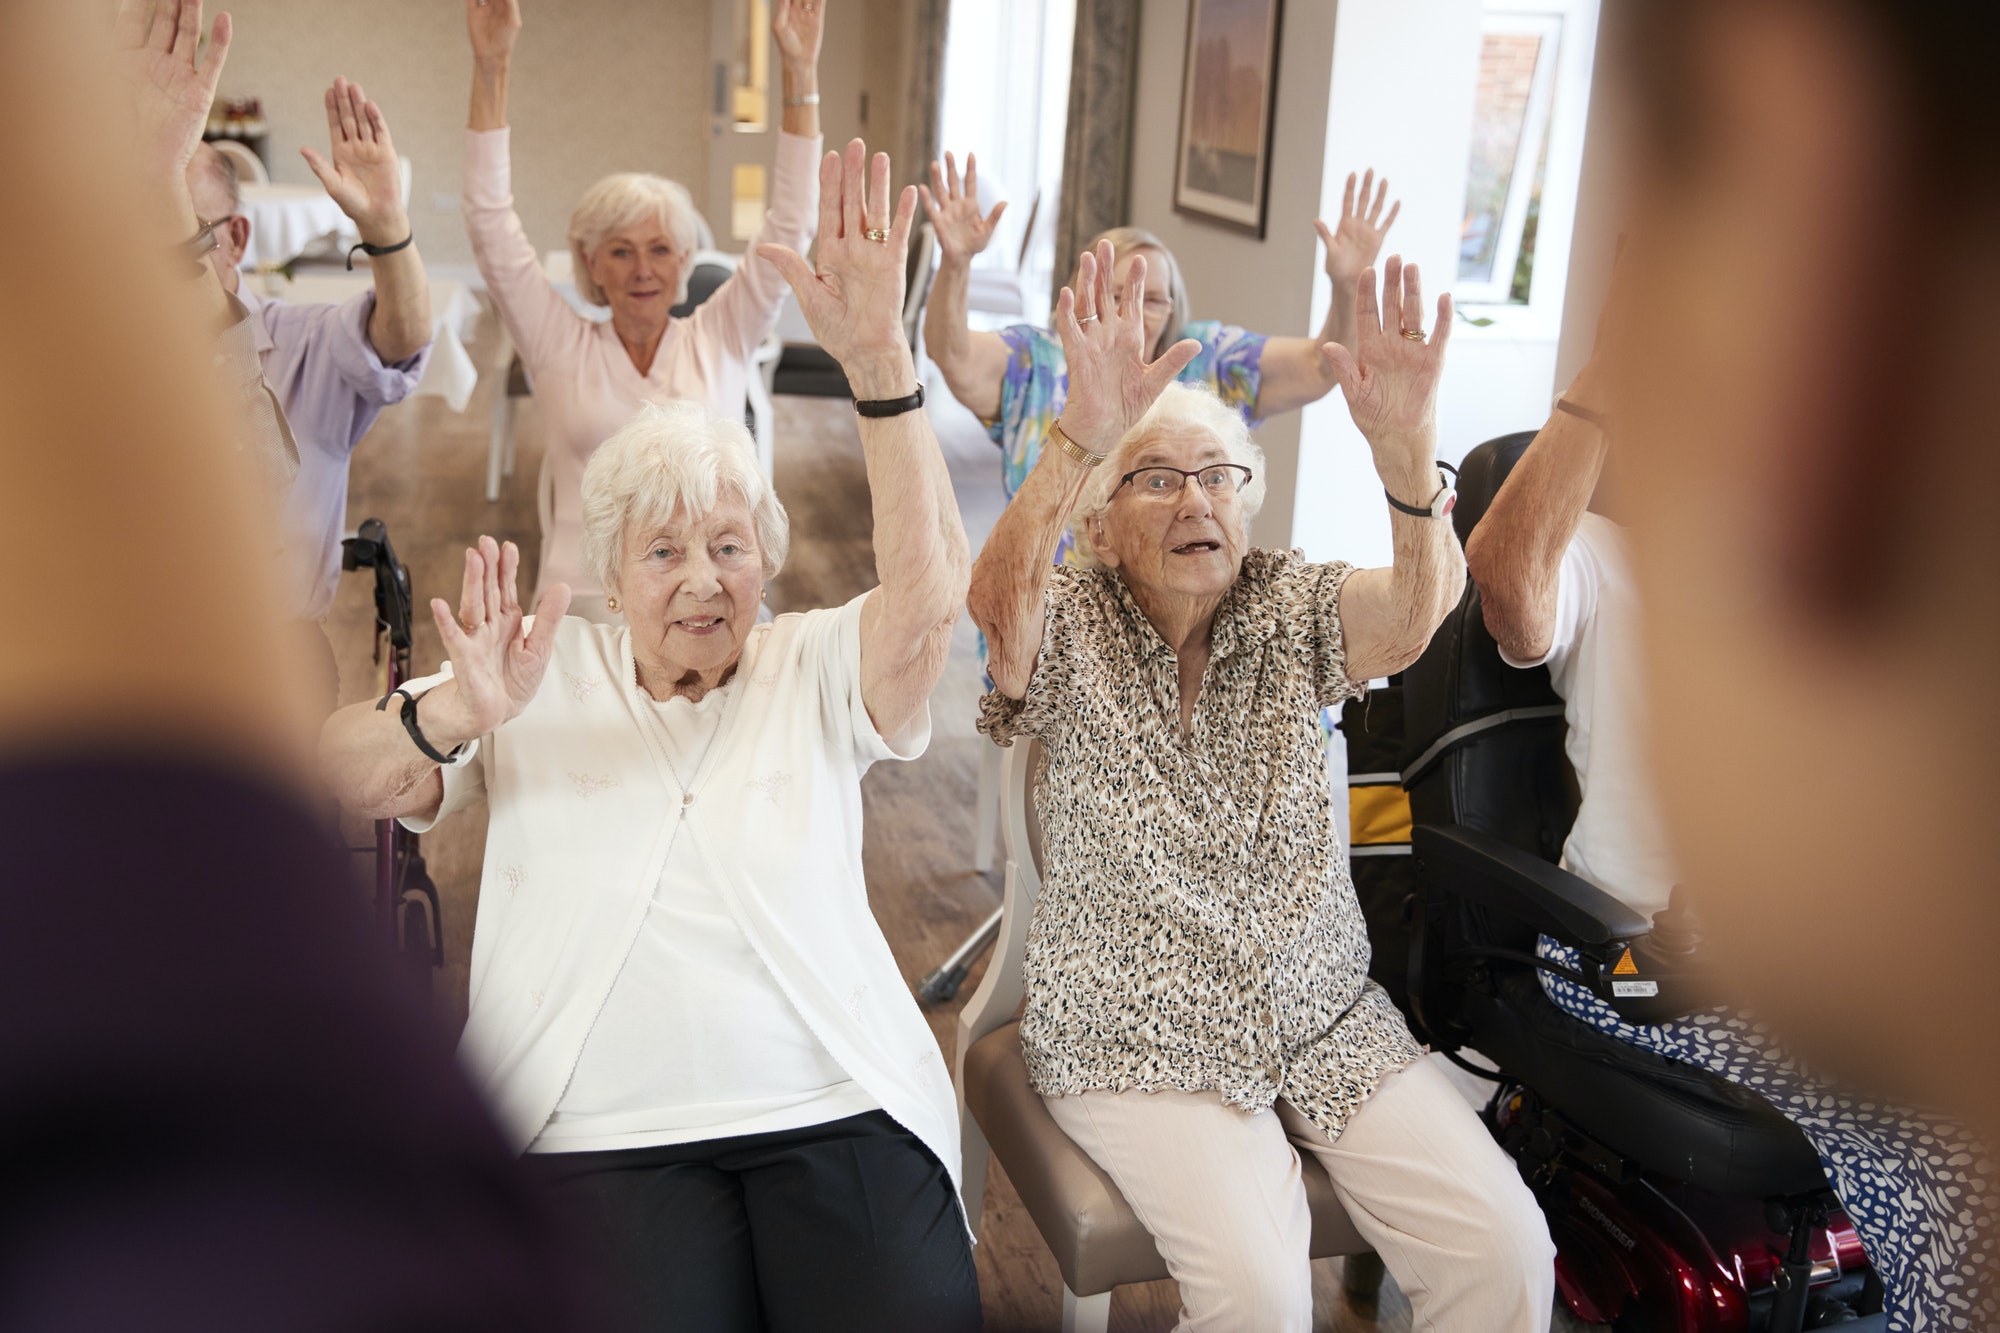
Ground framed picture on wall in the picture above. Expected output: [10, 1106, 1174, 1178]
[1173, 0, 1284, 236]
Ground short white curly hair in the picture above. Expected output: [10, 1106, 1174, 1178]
[1069, 382, 1266, 568]
[567, 172, 712, 306]
[580, 401, 789, 597]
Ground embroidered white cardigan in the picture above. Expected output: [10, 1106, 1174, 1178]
[401, 595, 960, 1194]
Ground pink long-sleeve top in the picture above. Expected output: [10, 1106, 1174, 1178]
[463, 128, 822, 599]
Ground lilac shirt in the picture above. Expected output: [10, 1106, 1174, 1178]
[243, 285, 431, 620]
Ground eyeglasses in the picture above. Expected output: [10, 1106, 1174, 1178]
[1116, 464, 1254, 500]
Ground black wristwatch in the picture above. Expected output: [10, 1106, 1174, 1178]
[854, 384, 925, 418]
[1385, 460, 1459, 519]
[377, 686, 465, 765]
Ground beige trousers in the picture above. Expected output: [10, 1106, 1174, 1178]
[1043, 1056, 1555, 1332]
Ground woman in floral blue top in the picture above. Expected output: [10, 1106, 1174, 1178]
[920, 153, 1401, 565]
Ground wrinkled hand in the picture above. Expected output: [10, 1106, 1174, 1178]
[1316, 169, 1400, 294]
[300, 79, 408, 245]
[427, 536, 570, 740]
[111, 0, 232, 185]
[466, 0, 522, 62]
[772, 0, 825, 71]
[758, 139, 918, 399]
[1053, 241, 1200, 456]
[918, 151, 1006, 264]
[1322, 255, 1452, 473]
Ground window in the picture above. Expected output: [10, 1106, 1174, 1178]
[729, 0, 771, 133]
[1458, 12, 1562, 306]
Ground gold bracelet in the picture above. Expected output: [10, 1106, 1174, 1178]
[1052, 421, 1105, 468]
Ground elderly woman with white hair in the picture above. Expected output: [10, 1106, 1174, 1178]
[321, 140, 979, 1332]
[970, 242, 1556, 1331]
[462, 0, 825, 622]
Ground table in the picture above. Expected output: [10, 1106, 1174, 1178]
[252, 271, 484, 413]
[237, 182, 357, 271]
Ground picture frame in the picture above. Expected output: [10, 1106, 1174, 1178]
[1173, 0, 1285, 237]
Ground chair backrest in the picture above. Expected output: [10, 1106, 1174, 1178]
[210, 136, 268, 186]
[956, 738, 1043, 1062]
[671, 250, 738, 319]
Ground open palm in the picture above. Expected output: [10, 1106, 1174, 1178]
[1316, 169, 1401, 293]
[429, 537, 569, 737]
[1053, 241, 1199, 454]
[1323, 255, 1452, 454]
[112, 0, 232, 179]
[772, 0, 826, 69]
[919, 151, 1007, 263]
[300, 79, 407, 239]
[465, 0, 522, 61]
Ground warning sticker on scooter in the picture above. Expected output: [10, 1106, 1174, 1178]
[1612, 980, 1660, 997]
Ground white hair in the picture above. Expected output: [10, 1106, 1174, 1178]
[1069, 382, 1267, 568]
[581, 401, 789, 596]
[567, 172, 712, 306]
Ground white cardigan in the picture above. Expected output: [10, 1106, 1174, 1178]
[402, 595, 960, 1197]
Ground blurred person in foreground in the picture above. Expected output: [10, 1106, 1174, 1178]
[320, 140, 980, 1332]
[1470, 334, 1994, 1328]
[188, 73, 434, 630]
[1605, 0, 2000, 1146]
[0, 3, 579, 1329]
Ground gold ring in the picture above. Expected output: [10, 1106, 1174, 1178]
[1078, 313, 1099, 324]
[863, 227, 890, 244]
[1401, 328, 1426, 341]
[461, 618, 479, 634]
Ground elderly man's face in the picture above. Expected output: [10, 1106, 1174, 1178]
[1090, 427, 1249, 605]
[588, 221, 686, 328]
[184, 148, 249, 290]
[618, 494, 762, 683]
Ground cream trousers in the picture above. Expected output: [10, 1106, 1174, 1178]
[1043, 1056, 1555, 1332]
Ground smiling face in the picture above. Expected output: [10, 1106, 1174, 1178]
[1088, 426, 1250, 605]
[586, 219, 687, 330]
[618, 493, 763, 692]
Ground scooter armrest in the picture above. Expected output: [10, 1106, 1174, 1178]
[1411, 824, 1651, 947]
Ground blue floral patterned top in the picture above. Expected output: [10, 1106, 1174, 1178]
[988, 319, 1268, 566]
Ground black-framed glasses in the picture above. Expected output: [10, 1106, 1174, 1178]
[1116, 464, 1254, 501]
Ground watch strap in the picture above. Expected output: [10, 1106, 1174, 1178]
[854, 384, 925, 418]
[381, 686, 464, 765]
[1384, 460, 1458, 518]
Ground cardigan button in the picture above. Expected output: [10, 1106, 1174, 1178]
[682, 792, 696, 806]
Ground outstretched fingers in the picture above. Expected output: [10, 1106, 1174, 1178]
[525, 583, 573, 654]
[458, 545, 485, 630]
[1341, 171, 1358, 219]
[813, 150, 842, 248]
[498, 540, 522, 617]
[1321, 341, 1360, 396]
[480, 535, 505, 628]
[754, 242, 817, 298]
[1093, 239, 1117, 329]
[1142, 337, 1203, 396]
[1120, 251, 1150, 351]
[1353, 264, 1382, 340]
[1400, 260, 1425, 336]
[840, 138, 867, 241]
[1429, 292, 1454, 356]
[889, 183, 918, 253]
[174, 0, 202, 58]
[867, 151, 891, 234]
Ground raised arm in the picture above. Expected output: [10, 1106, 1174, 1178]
[968, 242, 1200, 697]
[1465, 358, 1611, 662]
[698, 0, 826, 358]
[1255, 170, 1400, 418]
[303, 79, 430, 364]
[321, 536, 569, 819]
[759, 141, 971, 740]
[1324, 256, 1467, 681]
[918, 151, 1012, 421]
[460, 0, 577, 364]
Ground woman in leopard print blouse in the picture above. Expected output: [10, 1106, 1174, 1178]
[971, 241, 1555, 1331]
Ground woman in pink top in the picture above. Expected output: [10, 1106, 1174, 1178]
[463, 0, 824, 620]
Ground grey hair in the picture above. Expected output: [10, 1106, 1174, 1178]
[189, 142, 241, 214]
[1076, 226, 1190, 360]
[567, 173, 710, 306]
[580, 401, 789, 597]
[1068, 382, 1266, 569]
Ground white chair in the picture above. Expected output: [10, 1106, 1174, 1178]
[956, 740, 1375, 1332]
[209, 136, 268, 186]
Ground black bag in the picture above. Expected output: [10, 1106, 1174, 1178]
[1339, 685, 1419, 1014]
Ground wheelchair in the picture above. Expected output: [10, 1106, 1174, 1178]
[1373, 434, 1886, 1331]
[341, 518, 444, 972]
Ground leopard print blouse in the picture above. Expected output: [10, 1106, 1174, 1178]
[979, 548, 1424, 1142]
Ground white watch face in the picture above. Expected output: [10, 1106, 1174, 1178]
[1432, 487, 1458, 519]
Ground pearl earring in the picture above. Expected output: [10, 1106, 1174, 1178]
[605, 596, 620, 612]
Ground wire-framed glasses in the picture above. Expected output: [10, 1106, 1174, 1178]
[1116, 464, 1254, 501]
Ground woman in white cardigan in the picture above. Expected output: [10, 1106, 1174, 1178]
[320, 140, 978, 1333]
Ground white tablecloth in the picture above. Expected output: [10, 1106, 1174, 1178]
[238, 182, 358, 271]
[253, 272, 483, 413]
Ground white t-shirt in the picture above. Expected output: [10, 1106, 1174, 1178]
[531, 681, 878, 1152]
[1498, 513, 1679, 922]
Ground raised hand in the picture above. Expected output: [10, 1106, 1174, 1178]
[300, 79, 409, 246]
[1323, 255, 1452, 475]
[919, 151, 1007, 264]
[1316, 169, 1401, 295]
[111, 0, 232, 185]
[426, 536, 569, 741]
[1053, 240, 1201, 457]
[772, 0, 825, 72]
[465, 0, 522, 63]
[757, 139, 918, 398]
